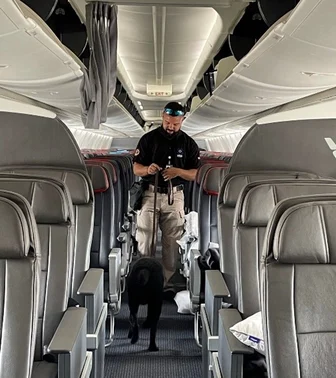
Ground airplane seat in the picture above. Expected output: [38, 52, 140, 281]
[85, 160, 123, 344]
[261, 195, 336, 378]
[0, 192, 40, 378]
[0, 113, 106, 378]
[0, 177, 91, 378]
[109, 157, 129, 216]
[122, 155, 133, 190]
[192, 162, 228, 212]
[191, 164, 213, 212]
[217, 171, 320, 309]
[7, 168, 106, 378]
[189, 166, 225, 311]
[4, 168, 95, 303]
[187, 166, 226, 347]
[210, 181, 336, 378]
[180, 164, 209, 284]
[85, 163, 110, 269]
[104, 156, 133, 279]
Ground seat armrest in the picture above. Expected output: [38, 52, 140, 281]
[108, 248, 122, 309]
[208, 242, 219, 249]
[189, 247, 201, 310]
[205, 270, 230, 298]
[86, 303, 108, 350]
[211, 352, 223, 378]
[201, 304, 219, 352]
[122, 220, 131, 231]
[205, 270, 230, 336]
[77, 268, 104, 334]
[118, 232, 131, 277]
[48, 307, 92, 378]
[218, 309, 253, 378]
[117, 232, 127, 243]
[219, 309, 253, 354]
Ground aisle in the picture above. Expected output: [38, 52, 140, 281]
[105, 294, 202, 378]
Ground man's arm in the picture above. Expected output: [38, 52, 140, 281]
[133, 162, 161, 177]
[176, 168, 197, 181]
[133, 162, 149, 177]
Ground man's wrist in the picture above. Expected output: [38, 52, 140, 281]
[174, 168, 182, 178]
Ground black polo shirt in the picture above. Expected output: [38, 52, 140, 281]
[133, 126, 201, 187]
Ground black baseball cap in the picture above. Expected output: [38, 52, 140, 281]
[163, 102, 185, 117]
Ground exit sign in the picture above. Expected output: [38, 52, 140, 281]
[147, 84, 172, 97]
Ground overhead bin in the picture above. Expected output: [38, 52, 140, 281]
[184, 0, 336, 139]
[0, 0, 144, 137]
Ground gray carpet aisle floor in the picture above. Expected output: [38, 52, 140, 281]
[104, 295, 202, 378]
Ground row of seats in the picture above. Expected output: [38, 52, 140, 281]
[0, 112, 128, 378]
[176, 158, 231, 348]
[191, 165, 336, 377]
[83, 152, 136, 342]
[179, 161, 229, 316]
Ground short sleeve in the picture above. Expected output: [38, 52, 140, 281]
[133, 135, 151, 166]
[185, 138, 201, 169]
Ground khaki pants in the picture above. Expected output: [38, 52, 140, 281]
[136, 189, 185, 284]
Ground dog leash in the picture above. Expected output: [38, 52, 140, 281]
[167, 179, 174, 206]
[166, 156, 174, 206]
[150, 171, 159, 257]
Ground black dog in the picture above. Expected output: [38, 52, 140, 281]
[127, 257, 164, 351]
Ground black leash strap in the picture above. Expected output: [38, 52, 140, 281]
[150, 172, 159, 257]
[168, 179, 174, 206]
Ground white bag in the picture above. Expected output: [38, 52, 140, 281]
[174, 290, 192, 314]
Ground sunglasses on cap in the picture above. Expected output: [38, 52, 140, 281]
[163, 108, 185, 117]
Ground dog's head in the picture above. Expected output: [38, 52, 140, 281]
[136, 268, 150, 286]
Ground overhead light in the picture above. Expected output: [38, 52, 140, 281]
[255, 96, 266, 100]
[137, 101, 142, 106]
[140, 105, 144, 110]
[0, 65, 8, 69]
[50, 91, 59, 95]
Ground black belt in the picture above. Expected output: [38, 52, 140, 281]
[148, 184, 184, 194]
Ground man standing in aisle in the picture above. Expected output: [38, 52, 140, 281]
[133, 102, 200, 291]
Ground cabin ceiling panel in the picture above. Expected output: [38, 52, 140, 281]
[67, 0, 247, 124]
[117, 5, 221, 98]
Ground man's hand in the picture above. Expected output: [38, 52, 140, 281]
[147, 163, 161, 175]
[162, 167, 180, 181]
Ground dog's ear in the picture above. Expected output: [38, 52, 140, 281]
[137, 268, 150, 286]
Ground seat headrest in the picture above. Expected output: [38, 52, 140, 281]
[203, 167, 226, 195]
[265, 196, 336, 263]
[0, 177, 70, 223]
[197, 162, 227, 185]
[196, 164, 212, 185]
[1, 168, 91, 205]
[0, 112, 84, 170]
[223, 171, 317, 207]
[0, 197, 30, 259]
[86, 159, 117, 183]
[86, 164, 109, 193]
[240, 180, 336, 226]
